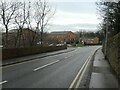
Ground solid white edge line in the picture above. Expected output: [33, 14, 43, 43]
[33, 60, 60, 71]
[0, 81, 7, 85]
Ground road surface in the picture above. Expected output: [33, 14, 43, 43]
[2, 46, 100, 88]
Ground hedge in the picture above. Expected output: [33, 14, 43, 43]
[2, 45, 67, 60]
[107, 32, 120, 81]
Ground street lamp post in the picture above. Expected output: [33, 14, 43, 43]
[105, 4, 109, 59]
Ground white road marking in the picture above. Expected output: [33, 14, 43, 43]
[68, 56, 91, 89]
[65, 56, 72, 59]
[33, 60, 60, 71]
[0, 81, 7, 85]
[65, 57, 68, 58]
[75, 55, 92, 88]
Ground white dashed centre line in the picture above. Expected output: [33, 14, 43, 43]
[0, 81, 8, 85]
[33, 60, 60, 71]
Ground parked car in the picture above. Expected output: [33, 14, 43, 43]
[49, 44, 54, 46]
[56, 44, 64, 46]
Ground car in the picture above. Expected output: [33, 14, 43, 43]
[49, 44, 54, 46]
[56, 44, 64, 46]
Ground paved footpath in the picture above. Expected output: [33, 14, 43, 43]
[2, 47, 75, 66]
[89, 48, 119, 88]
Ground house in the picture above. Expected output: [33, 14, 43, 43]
[2, 28, 39, 48]
[81, 37, 99, 45]
[48, 31, 77, 44]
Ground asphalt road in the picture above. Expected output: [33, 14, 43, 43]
[2, 46, 100, 88]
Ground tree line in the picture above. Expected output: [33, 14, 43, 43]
[96, 0, 120, 38]
[0, 0, 54, 48]
[76, 30, 104, 43]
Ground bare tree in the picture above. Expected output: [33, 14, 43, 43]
[26, 1, 32, 29]
[25, 1, 38, 46]
[14, 2, 28, 47]
[0, 0, 55, 48]
[0, 1, 21, 48]
[33, 0, 55, 46]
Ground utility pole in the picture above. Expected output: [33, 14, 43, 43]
[105, 3, 109, 59]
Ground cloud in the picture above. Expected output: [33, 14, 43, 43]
[48, 9, 100, 32]
[4, 0, 98, 2]
[47, 0, 98, 2]
[48, 23, 98, 32]
[50, 10, 99, 25]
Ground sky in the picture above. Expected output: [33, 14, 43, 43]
[48, 0, 100, 32]
[0, 0, 101, 32]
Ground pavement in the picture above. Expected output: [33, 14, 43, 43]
[2, 47, 76, 66]
[89, 48, 119, 88]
